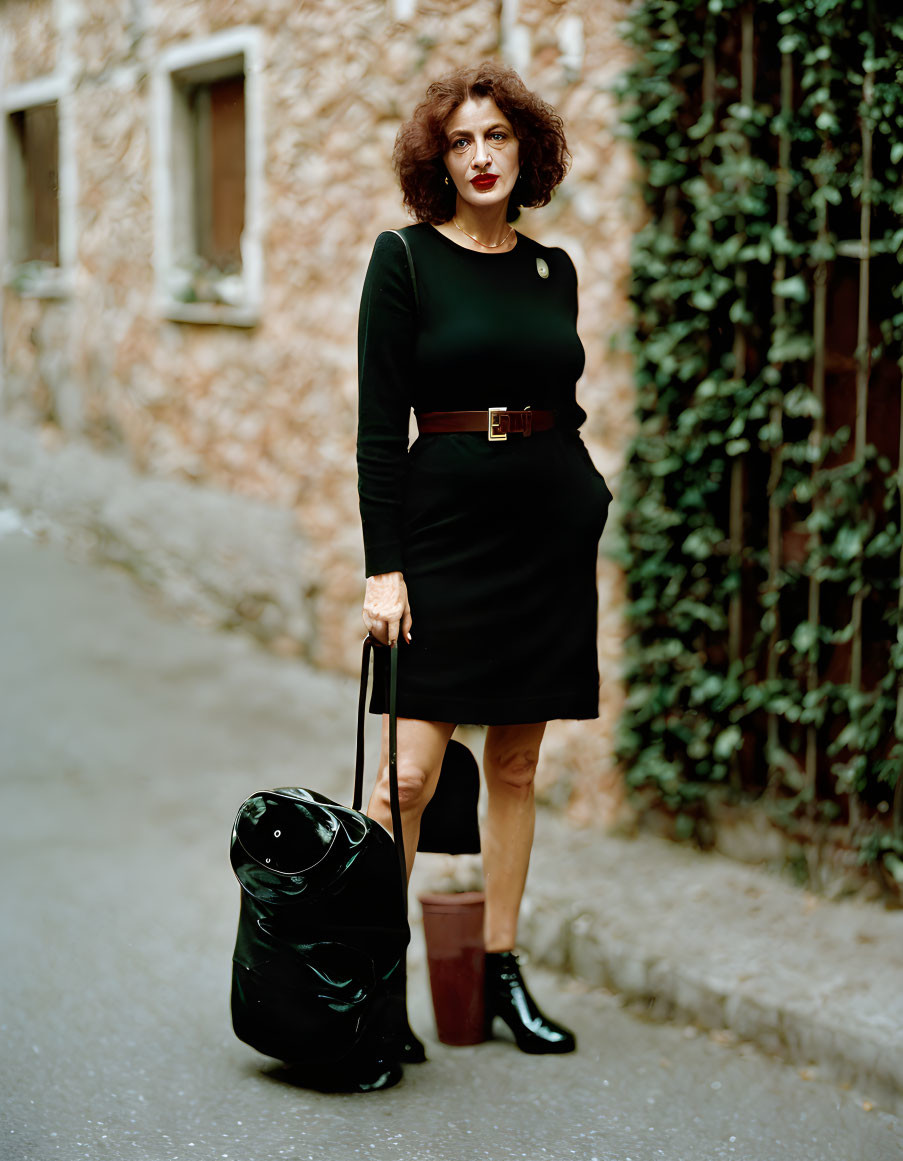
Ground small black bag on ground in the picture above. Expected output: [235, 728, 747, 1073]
[417, 738, 481, 855]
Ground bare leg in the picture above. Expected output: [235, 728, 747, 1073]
[481, 721, 547, 952]
[367, 715, 457, 879]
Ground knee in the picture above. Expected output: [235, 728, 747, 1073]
[376, 757, 434, 814]
[486, 746, 540, 795]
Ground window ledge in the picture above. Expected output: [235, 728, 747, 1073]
[160, 298, 260, 328]
[5, 264, 72, 299]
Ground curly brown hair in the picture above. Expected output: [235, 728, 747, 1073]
[392, 61, 570, 224]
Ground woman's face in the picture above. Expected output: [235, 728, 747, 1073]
[442, 95, 520, 213]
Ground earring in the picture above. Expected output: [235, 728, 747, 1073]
[444, 176, 450, 186]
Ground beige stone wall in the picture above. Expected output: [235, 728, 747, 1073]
[1, 0, 640, 823]
[1, 0, 57, 85]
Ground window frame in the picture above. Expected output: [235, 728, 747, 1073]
[2, 74, 73, 300]
[152, 27, 264, 327]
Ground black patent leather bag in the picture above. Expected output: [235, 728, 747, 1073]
[230, 637, 408, 1068]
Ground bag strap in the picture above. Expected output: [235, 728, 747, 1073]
[353, 636, 407, 901]
[353, 637, 371, 812]
[389, 229, 419, 314]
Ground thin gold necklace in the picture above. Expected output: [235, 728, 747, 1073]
[452, 217, 515, 250]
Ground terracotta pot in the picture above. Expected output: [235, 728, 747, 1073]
[418, 891, 486, 1046]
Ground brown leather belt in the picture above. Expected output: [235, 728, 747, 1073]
[416, 407, 555, 441]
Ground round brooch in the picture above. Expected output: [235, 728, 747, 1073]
[536, 258, 550, 279]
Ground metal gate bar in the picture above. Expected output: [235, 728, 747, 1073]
[727, 5, 755, 788]
[807, 153, 828, 801]
[765, 48, 794, 790]
[850, 68, 874, 698]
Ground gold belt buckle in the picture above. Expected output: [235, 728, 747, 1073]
[488, 406, 508, 441]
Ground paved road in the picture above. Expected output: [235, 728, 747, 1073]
[1, 528, 899, 1161]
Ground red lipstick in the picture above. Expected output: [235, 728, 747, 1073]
[471, 175, 499, 190]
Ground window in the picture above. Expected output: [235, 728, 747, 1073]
[3, 75, 70, 298]
[172, 61, 246, 282]
[7, 101, 60, 267]
[154, 29, 262, 325]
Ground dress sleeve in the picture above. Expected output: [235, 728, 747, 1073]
[357, 231, 417, 577]
[559, 246, 580, 325]
[555, 247, 588, 431]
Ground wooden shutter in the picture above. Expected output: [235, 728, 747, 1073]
[195, 75, 245, 271]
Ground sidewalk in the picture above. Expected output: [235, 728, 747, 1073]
[519, 811, 903, 1114]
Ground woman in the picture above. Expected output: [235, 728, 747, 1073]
[357, 62, 612, 1063]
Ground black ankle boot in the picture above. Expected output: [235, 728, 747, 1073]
[484, 951, 576, 1055]
[380, 957, 427, 1064]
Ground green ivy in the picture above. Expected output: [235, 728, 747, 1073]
[614, 0, 903, 882]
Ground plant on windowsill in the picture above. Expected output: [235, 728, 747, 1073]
[7, 260, 69, 299]
[168, 256, 245, 308]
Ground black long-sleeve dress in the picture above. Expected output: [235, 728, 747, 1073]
[357, 222, 612, 725]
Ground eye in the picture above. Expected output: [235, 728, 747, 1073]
[490, 131, 508, 142]
[451, 137, 470, 151]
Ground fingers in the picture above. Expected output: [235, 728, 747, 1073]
[362, 595, 406, 625]
[363, 607, 401, 643]
[371, 605, 411, 647]
[363, 613, 389, 646]
[362, 612, 410, 647]
[363, 573, 412, 648]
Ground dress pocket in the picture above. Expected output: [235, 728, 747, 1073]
[574, 435, 612, 497]
[578, 441, 612, 534]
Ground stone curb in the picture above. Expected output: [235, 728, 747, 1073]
[518, 813, 903, 1115]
